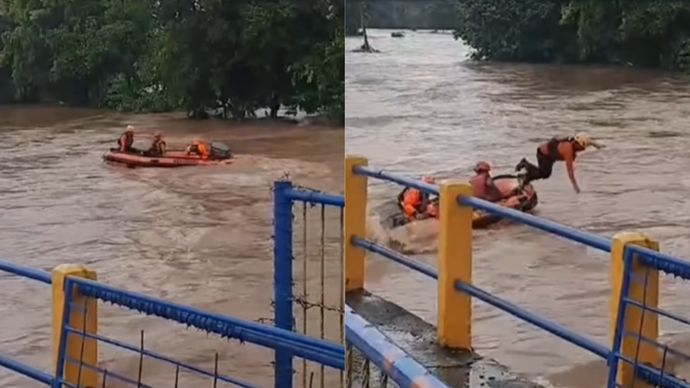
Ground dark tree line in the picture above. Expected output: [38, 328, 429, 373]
[0, 0, 344, 122]
[454, 0, 690, 72]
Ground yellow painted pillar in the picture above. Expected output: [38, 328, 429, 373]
[437, 181, 473, 349]
[52, 264, 98, 387]
[345, 156, 368, 292]
[610, 232, 660, 388]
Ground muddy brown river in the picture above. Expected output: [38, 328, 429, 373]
[346, 29, 690, 386]
[0, 106, 343, 387]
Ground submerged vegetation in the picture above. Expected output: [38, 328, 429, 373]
[454, 0, 690, 72]
[0, 0, 344, 122]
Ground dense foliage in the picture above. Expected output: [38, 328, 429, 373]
[0, 0, 344, 121]
[454, 0, 690, 71]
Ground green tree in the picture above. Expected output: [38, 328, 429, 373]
[454, 0, 690, 72]
[3, 0, 153, 104]
[0, 0, 344, 120]
[454, 0, 567, 62]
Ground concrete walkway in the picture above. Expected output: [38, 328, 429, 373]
[346, 289, 544, 388]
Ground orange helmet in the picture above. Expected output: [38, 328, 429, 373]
[474, 161, 491, 173]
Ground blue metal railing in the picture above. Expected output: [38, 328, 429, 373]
[64, 276, 344, 369]
[351, 166, 690, 388]
[607, 246, 690, 387]
[0, 259, 52, 284]
[273, 180, 345, 388]
[53, 275, 343, 388]
[459, 195, 612, 251]
[345, 306, 449, 388]
[0, 181, 346, 388]
[0, 259, 344, 387]
[354, 166, 440, 196]
[0, 353, 55, 386]
[353, 237, 611, 360]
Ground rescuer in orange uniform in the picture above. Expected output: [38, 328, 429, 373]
[398, 176, 436, 221]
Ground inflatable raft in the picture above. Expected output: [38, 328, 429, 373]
[389, 174, 538, 229]
[469, 174, 537, 228]
[103, 142, 234, 168]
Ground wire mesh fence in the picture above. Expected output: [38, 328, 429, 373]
[62, 315, 266, 387]
[290, 193, 345, 388]
[57, 274, 343, 388]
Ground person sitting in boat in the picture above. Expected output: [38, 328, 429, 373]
[186, 139, 210, 159]
[147, 132, 167, 157]
[398, 176, 436, 222]
[469, 161, 505, 202]
[117, 125, 135, 153]
[425, 198, 439, 218]
[515, 133, 604, 193]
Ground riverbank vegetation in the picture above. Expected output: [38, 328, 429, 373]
[454, 0, 690, 72]
[0, 0, 343, 122]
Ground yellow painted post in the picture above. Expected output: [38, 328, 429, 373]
[52, 264, 98, 387]
[345, 155, 368, 292]
[610, 232, 660, 388]
[437, 181, 473, 349]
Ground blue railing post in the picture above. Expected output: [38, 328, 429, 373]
[273, 180, 294, 388]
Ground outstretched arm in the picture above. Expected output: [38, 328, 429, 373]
[565, 156, 579, 193]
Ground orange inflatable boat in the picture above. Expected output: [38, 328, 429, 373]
[469, 174, 538, 228]
[103, 142, 234, 168]
[390, 174, 538, 228]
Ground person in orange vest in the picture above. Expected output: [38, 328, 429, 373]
[515, 133, 604, 193]
[148, 132, 167, 157]
[117, 125, 135, 153]
[186, 139, 210, 159]
[469, 161, 505, 202]
[397, 176, 436, 222]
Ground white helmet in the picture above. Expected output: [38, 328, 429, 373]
[573, 133, 603, 149]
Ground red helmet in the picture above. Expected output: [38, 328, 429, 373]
[474, 161, 491, 173]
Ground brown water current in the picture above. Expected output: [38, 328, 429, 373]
[346, 29, 690, 386]
[0, 105, 343, 387]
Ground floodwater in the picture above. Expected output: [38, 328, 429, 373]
[346, 29, 690, 386]
[0, 106, 343, 387]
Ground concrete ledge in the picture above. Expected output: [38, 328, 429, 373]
[346, 289, 544, 388]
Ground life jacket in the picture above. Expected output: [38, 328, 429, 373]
[150, 138, 166, 155]
[197, 142, 209, 159]
[118, 133, 133, 151]
[469, 173, 502, 202]
[399, 188, 426, 220]
[542, 136, 578, 162]
[188, 141, 209, 159]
